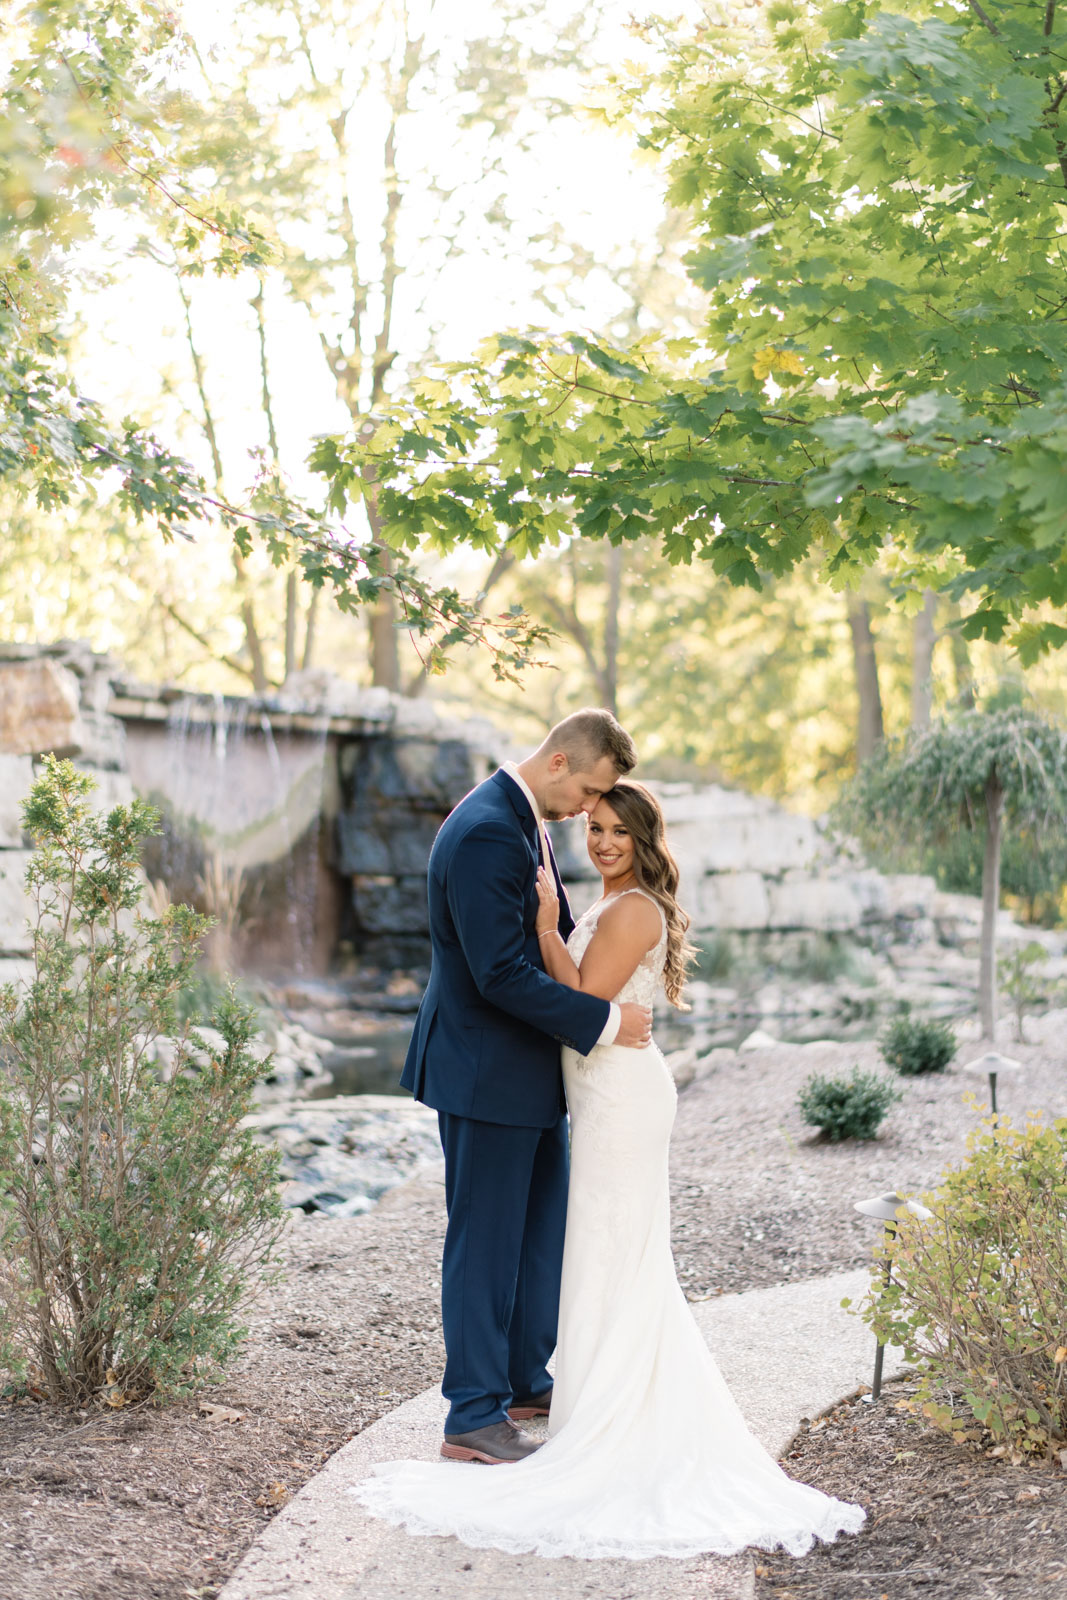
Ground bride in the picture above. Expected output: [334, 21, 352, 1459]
[352, 780, 865, 1560]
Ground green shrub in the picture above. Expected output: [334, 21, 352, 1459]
[999, 941, 1062, 1043]
[0, 758, 284, 1405]
[177, 965, 265, 1028]
[853, 1111, 1067, 1458]
[797, 1068, 900, 1141]
[880, 1015, 956, 1076]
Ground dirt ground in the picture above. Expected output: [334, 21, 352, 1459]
[1, 1036, 1064, 1600]
[754, 1376, 1067, 1600]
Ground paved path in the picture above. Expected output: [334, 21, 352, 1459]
[220, 1268, 903, 1600]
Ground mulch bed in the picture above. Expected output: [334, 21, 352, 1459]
[754, 1377, 1067, 1600]
[1, 1036, 1064, 1599]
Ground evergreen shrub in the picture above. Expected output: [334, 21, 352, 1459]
[797, 1068, 900, 1141]
[0, 759, 284, 1405]
[853, 1112, 1067, 1458]
[880, 1015, 956, 1077]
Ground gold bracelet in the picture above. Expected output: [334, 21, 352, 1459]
[537, 930, 556, 940]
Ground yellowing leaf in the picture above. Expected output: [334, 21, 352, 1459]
[753, 346, 806, 380]
[256, 1481, 289, 1508]
[1054, 1347, 1067, 1364]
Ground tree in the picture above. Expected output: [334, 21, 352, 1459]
[315, 0, 1067, 660]
[0, 1, 551, 685]
[90, 0, 655, 691]
[835, 709, 1067, 1039]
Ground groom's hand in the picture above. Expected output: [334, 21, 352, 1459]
[616, 1003, 653, 1049]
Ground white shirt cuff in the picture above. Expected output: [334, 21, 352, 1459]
[597, 1003, 621, 1048]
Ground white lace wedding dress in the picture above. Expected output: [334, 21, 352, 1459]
[351, 891, 866, 1560]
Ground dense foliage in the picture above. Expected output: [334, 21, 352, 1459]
[316, 0, 1067, 659]
[797, 1067, 900, 1141]
[0, 760, 283, 1403]
[879, 1015, 957, 1076]
[855, 1114, 1067, 1458]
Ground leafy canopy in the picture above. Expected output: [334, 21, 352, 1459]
[315, 0, 1067, 657]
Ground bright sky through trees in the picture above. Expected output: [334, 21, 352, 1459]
[70, 0, 691, 508]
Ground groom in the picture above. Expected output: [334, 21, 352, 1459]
[402, 708, 652, 1464]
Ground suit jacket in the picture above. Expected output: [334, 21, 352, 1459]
[401, 768, 610, 1126]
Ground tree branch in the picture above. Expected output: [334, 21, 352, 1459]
[161, 603, 264, 685]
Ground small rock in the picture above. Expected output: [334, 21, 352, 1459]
[739, 1028, 781, 1052]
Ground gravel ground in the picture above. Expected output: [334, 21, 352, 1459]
[1, 1034, 1064, 1600]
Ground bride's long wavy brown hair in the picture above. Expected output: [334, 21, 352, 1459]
[595, 780, 696, 1010]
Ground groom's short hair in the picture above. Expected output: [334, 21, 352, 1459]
[542, 708, 637, 776]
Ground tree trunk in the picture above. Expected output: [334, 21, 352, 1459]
[602, 543, 623, 717]
[366, 540, 400, 692]
[947, 611, 976, 710]
[301, 586, 321, 671]
[848, 598, 885, 764]
[910, 590, 937, 728]
[979, 769, 1004, 1042]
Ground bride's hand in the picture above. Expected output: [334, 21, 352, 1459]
[535, 867, 560, 935]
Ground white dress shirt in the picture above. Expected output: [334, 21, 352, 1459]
[502, 762, 621, 1048]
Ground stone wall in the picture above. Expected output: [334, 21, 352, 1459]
[0, 641, 132, 987]
[2, 641, 1043, 983]
[556, 781, 1038, 954]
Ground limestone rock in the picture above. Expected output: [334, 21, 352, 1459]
[0, 956, 33, 990]
[0, 659, 83, 757]
[692, 871, 770, 931]
[882, 874, 938, 920]
[766, 872, 865, 933]
[0, 849, 34, 954]
[664, 1046, 698, 1090]
[739, 1028, 781, 1051]
[657, 785, 823, 875]
[78, 767, 135, 814]
[0, 754, 33, 844]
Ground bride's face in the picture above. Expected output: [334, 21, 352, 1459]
[586, 799, 635, 887]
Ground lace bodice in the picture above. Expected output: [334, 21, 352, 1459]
[565, 888, 668, 1009]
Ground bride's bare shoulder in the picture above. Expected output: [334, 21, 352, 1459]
[597, 891, 662, 944]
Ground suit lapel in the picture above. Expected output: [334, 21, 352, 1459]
[543, 826, 577, 937]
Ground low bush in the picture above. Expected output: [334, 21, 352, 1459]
[797, 1068, 900, 1141]
[880, 1015, 956, 1076]
[999, 941, 1061, 1043]
[854, 1111, 1067, 1458]
[0, 758, 284, 1405]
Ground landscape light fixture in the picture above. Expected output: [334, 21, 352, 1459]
[853, 1191, 934, 1403]
[961, 1050, 1023, 1116]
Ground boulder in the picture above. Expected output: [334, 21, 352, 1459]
[663, 1046, 698, 1090]
[79, 767, 135, 813]
[0, 659, 83, 757]
[0, 755, 33, 844]
[657, 785, 823, 876]
[0, 850, 34, 954]
[882, 874, 938, 921]
[739, 1027, 781, 1051]
[766, 872, 865, 932]
[0, 956, 33, 990]
[691, 872, 770, 931]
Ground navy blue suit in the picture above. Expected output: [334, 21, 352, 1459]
[401, 768, 610, 1433]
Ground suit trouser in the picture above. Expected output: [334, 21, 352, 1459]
[437, 1108, 569, 1436]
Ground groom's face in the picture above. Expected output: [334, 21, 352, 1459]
[541, 752, 621, 821]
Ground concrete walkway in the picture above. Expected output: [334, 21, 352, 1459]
[220, 1269, 904, 1600]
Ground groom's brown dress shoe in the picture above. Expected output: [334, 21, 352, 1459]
[507, 1385, 552, 1420]
[441, 1418, 542, 1464]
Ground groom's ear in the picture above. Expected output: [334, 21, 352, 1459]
[546, 751, 570, 775]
